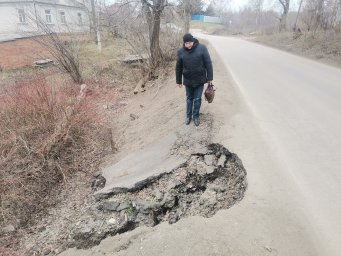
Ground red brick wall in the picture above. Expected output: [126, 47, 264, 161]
[0, 34, 90, 70]
[0, 37, 52, 70]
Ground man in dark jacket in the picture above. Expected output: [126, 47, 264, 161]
[176, 33, 213, 126]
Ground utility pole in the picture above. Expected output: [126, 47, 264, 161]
[33, 0, 39, 33]
[97, 2, 101, 53]
[90, 0, 98, 43]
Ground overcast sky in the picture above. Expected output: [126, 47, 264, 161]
[229, 0, 249, 11]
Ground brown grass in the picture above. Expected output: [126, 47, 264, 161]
[0, 71, 109, 252]
[0, 33, 178, 254]
[254, 30, 341, 67]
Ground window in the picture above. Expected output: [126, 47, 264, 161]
[18, 9, 26, 23]
[77, 13, 82, 25]
[45, 9, 52, 23]
[60, 11, 66, 24]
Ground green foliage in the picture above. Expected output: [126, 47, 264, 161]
[126, 205, 138, 218]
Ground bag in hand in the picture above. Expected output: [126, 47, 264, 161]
[204, 83, 215, 103]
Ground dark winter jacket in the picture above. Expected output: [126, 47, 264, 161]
[176, 38, 213, 87]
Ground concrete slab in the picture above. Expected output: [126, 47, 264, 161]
[94, 134, 187, 199]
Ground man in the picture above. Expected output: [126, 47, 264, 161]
[176, 33, 213, 126]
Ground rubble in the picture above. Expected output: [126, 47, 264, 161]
[68, 143, 247, 249]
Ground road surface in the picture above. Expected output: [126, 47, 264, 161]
[204, 34, 341, 255]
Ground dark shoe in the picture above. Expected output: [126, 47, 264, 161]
[185, 117, 191, 125]
[194, 118, 200, 126]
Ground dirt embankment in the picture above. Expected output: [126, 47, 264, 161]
[10, 59, 247, 255]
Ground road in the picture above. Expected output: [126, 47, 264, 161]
[59, 36, 341, 256]
[203, 34, 341, 255]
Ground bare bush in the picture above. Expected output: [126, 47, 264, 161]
[24, 11, 87, 84]
[102, 1, 182, 93]
[0, 72, 107, 232]
[32, 32, 85, 84]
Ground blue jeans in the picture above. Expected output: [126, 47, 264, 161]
[185, 85, 204, 119]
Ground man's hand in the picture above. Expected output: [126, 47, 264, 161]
[177, 84, 183, 88]
[207, 80, 213, 85]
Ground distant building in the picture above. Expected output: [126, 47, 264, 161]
[0, 0, 90, 42]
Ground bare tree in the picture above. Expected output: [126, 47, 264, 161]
[309, 0, 341, 30]
[278, 0, 290, 31]
[301, 0, 326, 31]
[177, 0, 204, 33]
[294, 0, 304, 30]
[249, 0, 264, 27]
[315, 0, 326, 28]
[90, 0, 99, 44]
[100, 1, 137, 38]
[109, 1, 182, 93]
[29, 16, 84, 84]
[141, 0, 168, 67]
[210, 0, 231, 17]
[328, 0, 341, 31]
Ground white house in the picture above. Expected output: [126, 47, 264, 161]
[0, 0, 90, 42]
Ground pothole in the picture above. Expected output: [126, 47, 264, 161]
[68, 143, 247, 249]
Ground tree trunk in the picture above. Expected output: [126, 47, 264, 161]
[279, 10, 288, 31]
[294, 0, 304, 30]
[142, 1, 153, 41]
[184, 13, 190, 33]
[141, 0, 166, 68]
[150, 8, 162, 66]
[90, 0, 98, 44]
[278, 0, 290, 31]
[315, 0, 325, 29]
[183, 1, 194, 34]
[330, 0, 341, 30]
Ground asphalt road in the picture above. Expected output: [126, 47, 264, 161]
[201, 34, 341, 255]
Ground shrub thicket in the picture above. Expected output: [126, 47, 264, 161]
[0, 72, 107, 231]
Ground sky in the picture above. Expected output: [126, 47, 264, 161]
[229, 0, 250, 11]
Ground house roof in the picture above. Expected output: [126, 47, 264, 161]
[0, 0, 86, 8]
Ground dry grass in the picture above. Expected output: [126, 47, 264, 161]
[79, 38, 143, 91]
[0, 71, 110, 253]
[0, 36, 151, 254]
[254, 30, 341, 67]
[190, 20, 225, 34]
[0, 33, 180, 254]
